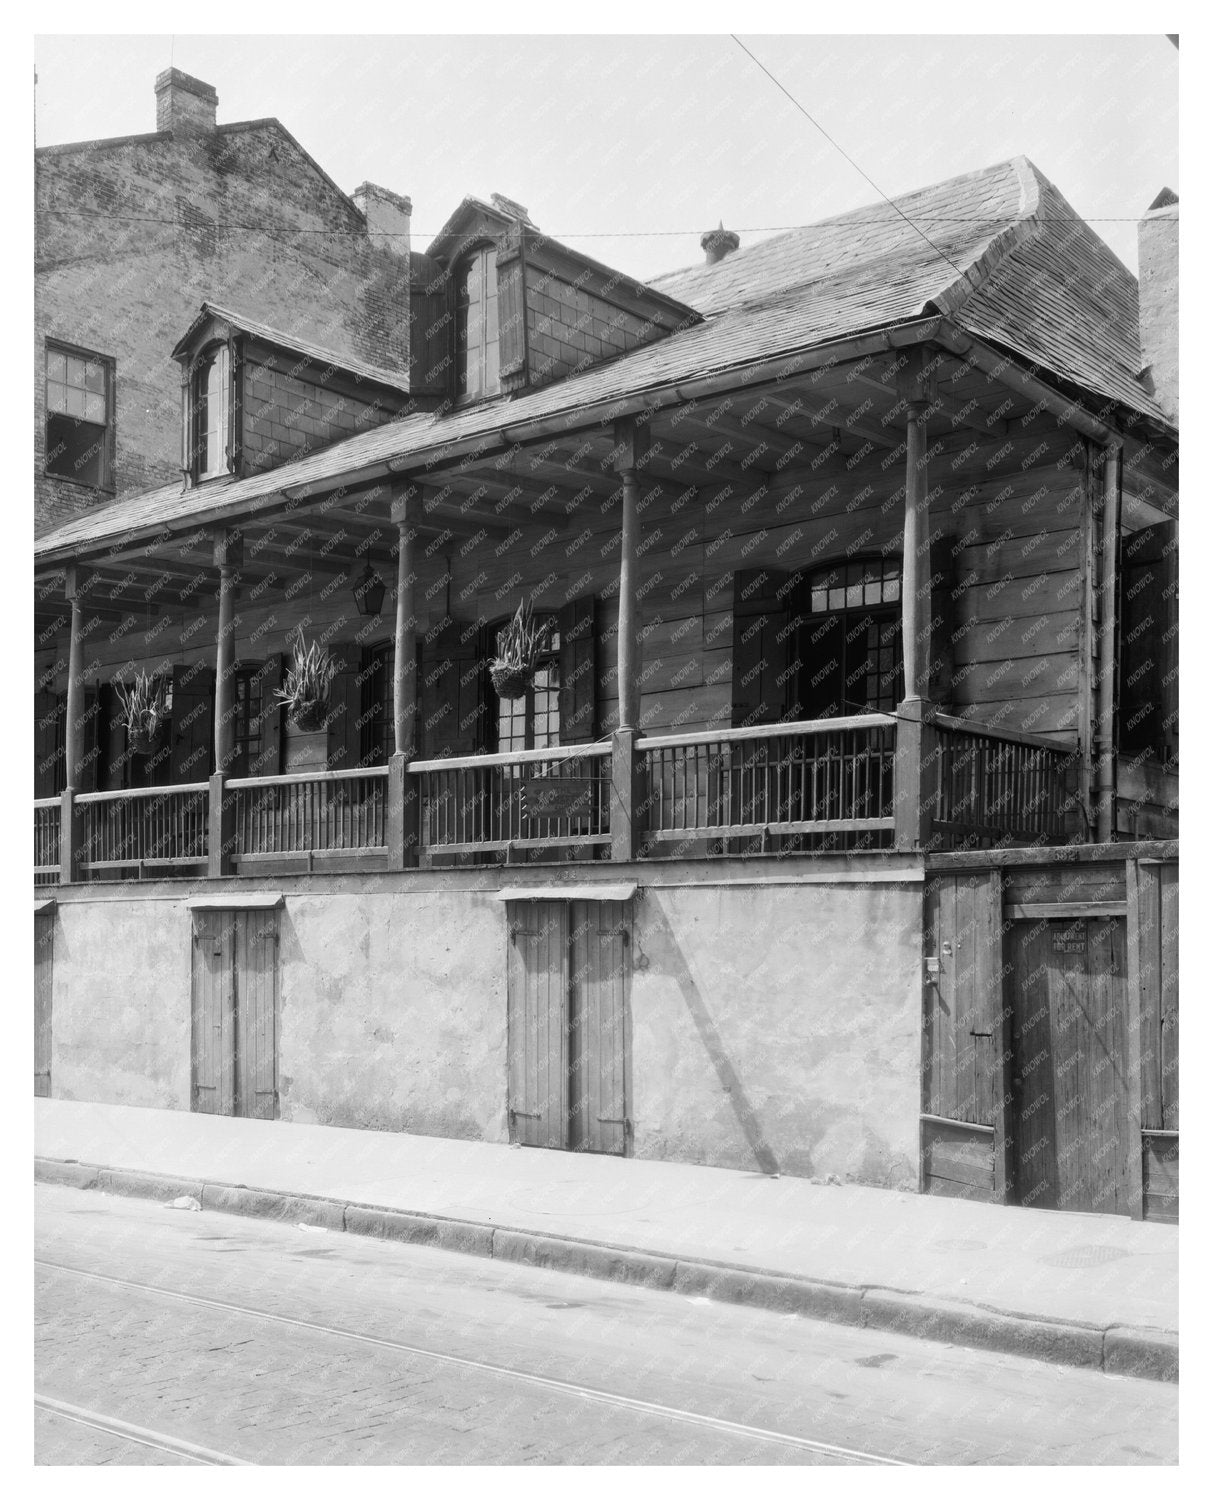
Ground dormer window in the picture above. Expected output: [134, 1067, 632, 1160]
[455, 247, 500, 401]
[185, 341, 233, 482]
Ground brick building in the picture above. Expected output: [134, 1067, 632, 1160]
[35, 68, 413, 534]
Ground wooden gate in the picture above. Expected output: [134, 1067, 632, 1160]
[35, 910, 53, 1097]
[191, 907, 279, 1119]
[1133, 859, 1179, 1221]
[1008, 915, 1129, 1215]
[507, 898, 630, 1155]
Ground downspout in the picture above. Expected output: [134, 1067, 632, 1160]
[1097, 446, 1122, 842]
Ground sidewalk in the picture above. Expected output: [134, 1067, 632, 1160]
[35, 1098, 1178, 1382]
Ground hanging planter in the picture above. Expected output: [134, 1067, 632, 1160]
[274, 626, 337, 732]
[489, 599, 552, 701]
[115, 671, 168, 755]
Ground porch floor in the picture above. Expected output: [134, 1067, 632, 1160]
[35, 1099, 1176, 1378]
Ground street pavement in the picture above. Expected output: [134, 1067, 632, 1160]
[35, 1098, 1179, 1381]
[35, 1184, 1177, 1466]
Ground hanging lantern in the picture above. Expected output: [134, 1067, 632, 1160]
[353, 561, 386, 617]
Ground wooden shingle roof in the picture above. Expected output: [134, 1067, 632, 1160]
[37, 157, 1167, 562]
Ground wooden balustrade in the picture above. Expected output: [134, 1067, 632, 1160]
[641, 715, 898, 851]
[931, 715, 1077, 846]
[34, 798, 61, 887]
[33, 712, 1081, 882]
[76, 784, 209, 875]
[229, 767, 388, 862]
[411, 744, 612, 862]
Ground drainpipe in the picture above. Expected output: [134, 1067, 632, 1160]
[1096, 446, 1122, 842]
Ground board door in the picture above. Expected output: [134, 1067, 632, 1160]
[1009, 916, 1129, 1215]
[191, 911, 235, 1116]
[234, 910, 279, 1120]
[35, 912, 53, 1096]
[507, 902, 568, 1149]
[568, 900, 630, 1155]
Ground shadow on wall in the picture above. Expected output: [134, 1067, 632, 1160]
[639, 899, 783, 1178]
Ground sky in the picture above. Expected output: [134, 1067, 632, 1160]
[32, 32, 1178, 280]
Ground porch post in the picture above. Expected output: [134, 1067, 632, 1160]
[209, 529, 241, 877]
[1096, 445, 1122, 843]
[894, 391, 937, 850]
[611, 420, 647, 862]
[60, 566, 86, 882]
[387, 488, 420, 867]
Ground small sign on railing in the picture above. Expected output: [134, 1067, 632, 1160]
[521, 777, 596, 821]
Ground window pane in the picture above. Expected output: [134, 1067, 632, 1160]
[84, 393, 106, 423]
[46, 349, 66, 383]
[47, 381, 67, 414]
[828, 587, 844, 611]
[83, 362, 106, 394]
[864, 580, 881, 605]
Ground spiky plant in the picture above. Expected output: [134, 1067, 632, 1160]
[274, 626, 337, 730]
[115, 671, 168, 753]
[490, 599, 552, 700]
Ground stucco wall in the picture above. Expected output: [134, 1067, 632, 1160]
[630, 882, 921, 1188]
[50, 895, 191, 1109]
[43, 865, 921, 1188]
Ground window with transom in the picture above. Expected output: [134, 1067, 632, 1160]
[799, 557, 903, 717]
[44, 342, 114, 490]
[496, 618, 560, 753]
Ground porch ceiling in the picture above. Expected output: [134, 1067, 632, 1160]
[31, 342, 1106, 638]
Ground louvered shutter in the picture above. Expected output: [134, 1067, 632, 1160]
[325, 646, 363, 771]
[730, 569, 792, 727]
[171, 663, 215, 783]
[558, 595, 597, 744]
[927, 533, 958, 710]
[420, 619, 485, 757]
[34, 689, 63, 799]
[409, 280, 450, 399]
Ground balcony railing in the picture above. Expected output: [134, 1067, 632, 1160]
[77, 784, 209, 876]
[931, 715, 1078, 846]
[229, 767, 388, 866]
[640, 715, 897, 851]
[411, 744, 612, 863]
[34, 712, 1085, 883]
[34, 798, 61, 888]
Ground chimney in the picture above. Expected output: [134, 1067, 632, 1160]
[352, 182, 413, 256]
[1138, 187, 1178, 423]
[155, 69, 218, 134]
[701, 221, 740, 266]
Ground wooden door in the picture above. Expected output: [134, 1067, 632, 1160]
[507, 902, 568, 1148]
[568, 901, 629, 1156]
[191, 909, 278, 1119]
[234, 909, 279, 1120]
[921, 872, 1001, 1200]
[1009, 916, 1129, 1215]
[35, 912, 53, 1097]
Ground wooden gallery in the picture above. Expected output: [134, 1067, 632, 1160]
[34, 85, 1178, 1222]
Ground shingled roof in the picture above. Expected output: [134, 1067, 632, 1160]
[653, 156, 1158, 425]
[37, 156, 1167, 563]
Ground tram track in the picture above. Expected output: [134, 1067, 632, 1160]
[36, 1257, 907, 1466]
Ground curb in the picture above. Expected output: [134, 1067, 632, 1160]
[35, 1157, 1178, 1384]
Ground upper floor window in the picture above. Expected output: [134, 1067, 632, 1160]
[44, 342, 114, 490]
[455, 247, 500, 401]
[190, 343, 232, 481]
[496, 617, 560, 753]
[800, 557, 902, 717]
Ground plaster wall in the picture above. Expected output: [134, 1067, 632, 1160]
[630, 881, 921, 1187]
[42, 865, 922, 1188]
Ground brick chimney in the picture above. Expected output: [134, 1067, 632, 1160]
[1138, 187, 1178, 423]
[155, 69, 218, 134]
[353, 182, 413, 256]
[701, 222, 740, 266]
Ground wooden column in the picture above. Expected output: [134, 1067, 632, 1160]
[1096, 446, 1122, 843]
[894, 392, 937, 849]
[60, 567, 86, 881]
[209, 529, 241, 877]
[388, 489, 420, 867]
[611, 421, 647, 862]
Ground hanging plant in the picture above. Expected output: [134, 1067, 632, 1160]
[490, 599, 552, 700]
[274, 625, 337, 732]
[115, 671, 168, 755]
